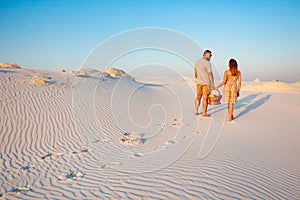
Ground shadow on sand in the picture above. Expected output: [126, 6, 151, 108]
[235, 94, 271, 119]
[207, 93, 272, 120]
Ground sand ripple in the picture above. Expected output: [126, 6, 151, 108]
[0, 70, 299, 199]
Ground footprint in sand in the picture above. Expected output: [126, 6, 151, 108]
[12, 187, 32, 192]
[171, 118, 182, 128]
[92, 139, 101, 143]
[41, 152, 63, 160]
[42, 148, 90, 160]
[21, 164, 34, 172]
[72, 148, 91, 154]
[66, 171, 83, 179]
[121, 132, 146, 146]
[133, 153, 144, 157]
[58, 170, 84, 181]
[195, 131, 201, 134]
[41, 153, 51, 160]
[164, 139, 178, 145]
[155, 139, 178, 151]
[128, 153, 144, 159]
[155, 145, 167, 151]
[91, 138, 108, 144]
[21, 166, 30, 171]
[0, 187, 32, 199]
[101, 162, 120, 169]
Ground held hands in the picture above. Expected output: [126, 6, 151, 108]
[211, 84, 216, 90]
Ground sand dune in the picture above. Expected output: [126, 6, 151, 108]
[242, 81, 300, 94]
[0, 69, 299, 199]
[0, 62, 21, 69]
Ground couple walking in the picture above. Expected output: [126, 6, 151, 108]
[194, 50, 242, 122]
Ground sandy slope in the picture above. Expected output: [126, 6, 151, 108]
[0, 68, 299, 199]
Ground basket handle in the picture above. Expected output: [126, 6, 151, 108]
[211, 89, 221, 96]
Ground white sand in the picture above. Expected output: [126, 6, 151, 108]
[241, 81, 300, 94]
[0, 68, 299, 199]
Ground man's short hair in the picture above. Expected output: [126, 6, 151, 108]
[203, 50, 212, 56]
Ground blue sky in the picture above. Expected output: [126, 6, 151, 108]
[1, 0, 299, 81]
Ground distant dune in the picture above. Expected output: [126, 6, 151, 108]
[241, 81, 300, 94]
[0, 62, 21, 69]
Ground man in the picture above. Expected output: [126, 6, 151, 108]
[194, 50, 215, 117]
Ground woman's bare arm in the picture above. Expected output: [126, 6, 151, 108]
[216, 71, 228, 89]
[237, 71, 242, 96]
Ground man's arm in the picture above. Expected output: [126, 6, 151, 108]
[194, 68, 198, 79]
[208, 72, 215, 89]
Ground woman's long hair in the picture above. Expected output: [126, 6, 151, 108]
[229, 59, 238, 76]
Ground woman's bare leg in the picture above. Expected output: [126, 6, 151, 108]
[230, 103, 234, 120]
[228, 103, 234, 121]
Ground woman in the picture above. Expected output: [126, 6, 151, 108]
[216, 59, 242, 122]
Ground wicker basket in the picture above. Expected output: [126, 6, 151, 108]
[208, 89, 222, 105]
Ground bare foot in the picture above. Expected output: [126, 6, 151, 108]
[202, 113, 210, 117]
[194, 112, 199, 115]
[227, 116, 234, 122]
